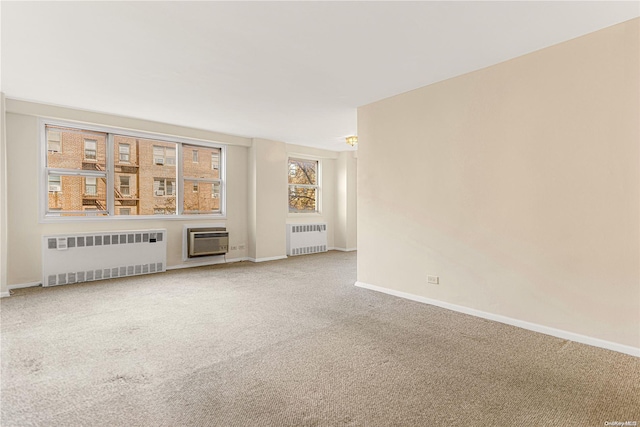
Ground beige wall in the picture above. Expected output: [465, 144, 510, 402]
[248, 139, 288, 261]
[335, 151, 357, 251]
[357, 19, 639, 348]
[4, 100, 356, 286]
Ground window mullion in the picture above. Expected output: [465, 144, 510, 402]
[106, 134, 114, 216]
[177, 143, 183, 215]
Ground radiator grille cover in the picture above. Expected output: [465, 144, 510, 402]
[42, 229, 167, 287]
[286, 223, 328, 256]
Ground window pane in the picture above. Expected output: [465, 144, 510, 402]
[183, 180, 221, 214]
[113, 136, 176, 215]
[46, 125, 106, 171]
[289, 186, 317, 212]
[47, 175, 107, 216]
[183, 145, 220, 180]
[288, 159, 317, 185]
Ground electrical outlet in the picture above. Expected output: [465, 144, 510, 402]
[238, 244, 245, 250]
[230, 246, 238, 251]
[427, 275, 439, 285]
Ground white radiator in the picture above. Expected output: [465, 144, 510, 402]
[42, 229, 167, 287]
[286, 223, 327, 256]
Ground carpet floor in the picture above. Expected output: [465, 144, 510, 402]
[1, 251, 638, 426]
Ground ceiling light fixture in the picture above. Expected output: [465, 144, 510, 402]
[346, 136, 358, 147]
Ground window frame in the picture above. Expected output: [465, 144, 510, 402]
[287, 156, 321, 215]
[118, 143, 130, 163]
[40, 118, 227, 222]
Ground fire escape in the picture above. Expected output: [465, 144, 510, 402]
[81, 161, 139, 213]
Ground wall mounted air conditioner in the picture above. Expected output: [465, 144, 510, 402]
[187, 227, 229, 257]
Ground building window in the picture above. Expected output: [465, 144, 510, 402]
[48, 175, 61, 192]
[47, 130, 61, 153]
[288, 158, 319, 213]
[85, 177, 97, 196]
[212, 151, 219, 170]
[119, 144, 130, 163]
[120, 176, 130, 196]
[43, 122, 224, 219]
[153, 178, 175, 197]
[193, 150, 198, 163]
[153, 145, 176, 165]
[84, 139, 97, 160]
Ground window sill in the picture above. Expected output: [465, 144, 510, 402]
[40, 214, 227, 224]
[288, 212, 322, 218]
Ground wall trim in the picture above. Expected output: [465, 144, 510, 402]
[0, 291, 10, 298]
[355, 281, 639, 358]
[8, 281, 41, 291]
[167, 257, 246, 270]
[329, 247, 357, 252]
[247, 255, 288, 263]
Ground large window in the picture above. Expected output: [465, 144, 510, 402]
[42, 122, 225, 219]
[288, 158, 319, 213]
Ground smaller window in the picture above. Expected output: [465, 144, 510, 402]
[84, 139, 97, 160]
[85, 177, 97, 195]
[154, 208, 166, 215]
[48, 175, 61, 192]
[119, 176, 130, 196]
[288, 158, 319, 213]
[193, 150, 198, 163]
[47, 130, 61, 153]
[119, 144, 130, 163]
[212, 182, 220, 199]
[193, 183, 199, 192]
[119, 208, 131, 215]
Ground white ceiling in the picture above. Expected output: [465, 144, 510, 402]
[2, 1, 638, 151]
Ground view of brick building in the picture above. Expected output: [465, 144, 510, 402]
[46, 125, 221, 216]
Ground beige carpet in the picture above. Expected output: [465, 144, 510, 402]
[1, 251, 638, 426]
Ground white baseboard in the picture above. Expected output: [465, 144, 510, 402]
[329, 247, 357, 252]
[8, 281, 41, 291]
[5, 281, 42, 297]
[167, 257, 245, 270]
[247, 255, 288, 263]
[355, 281, 639, 358]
